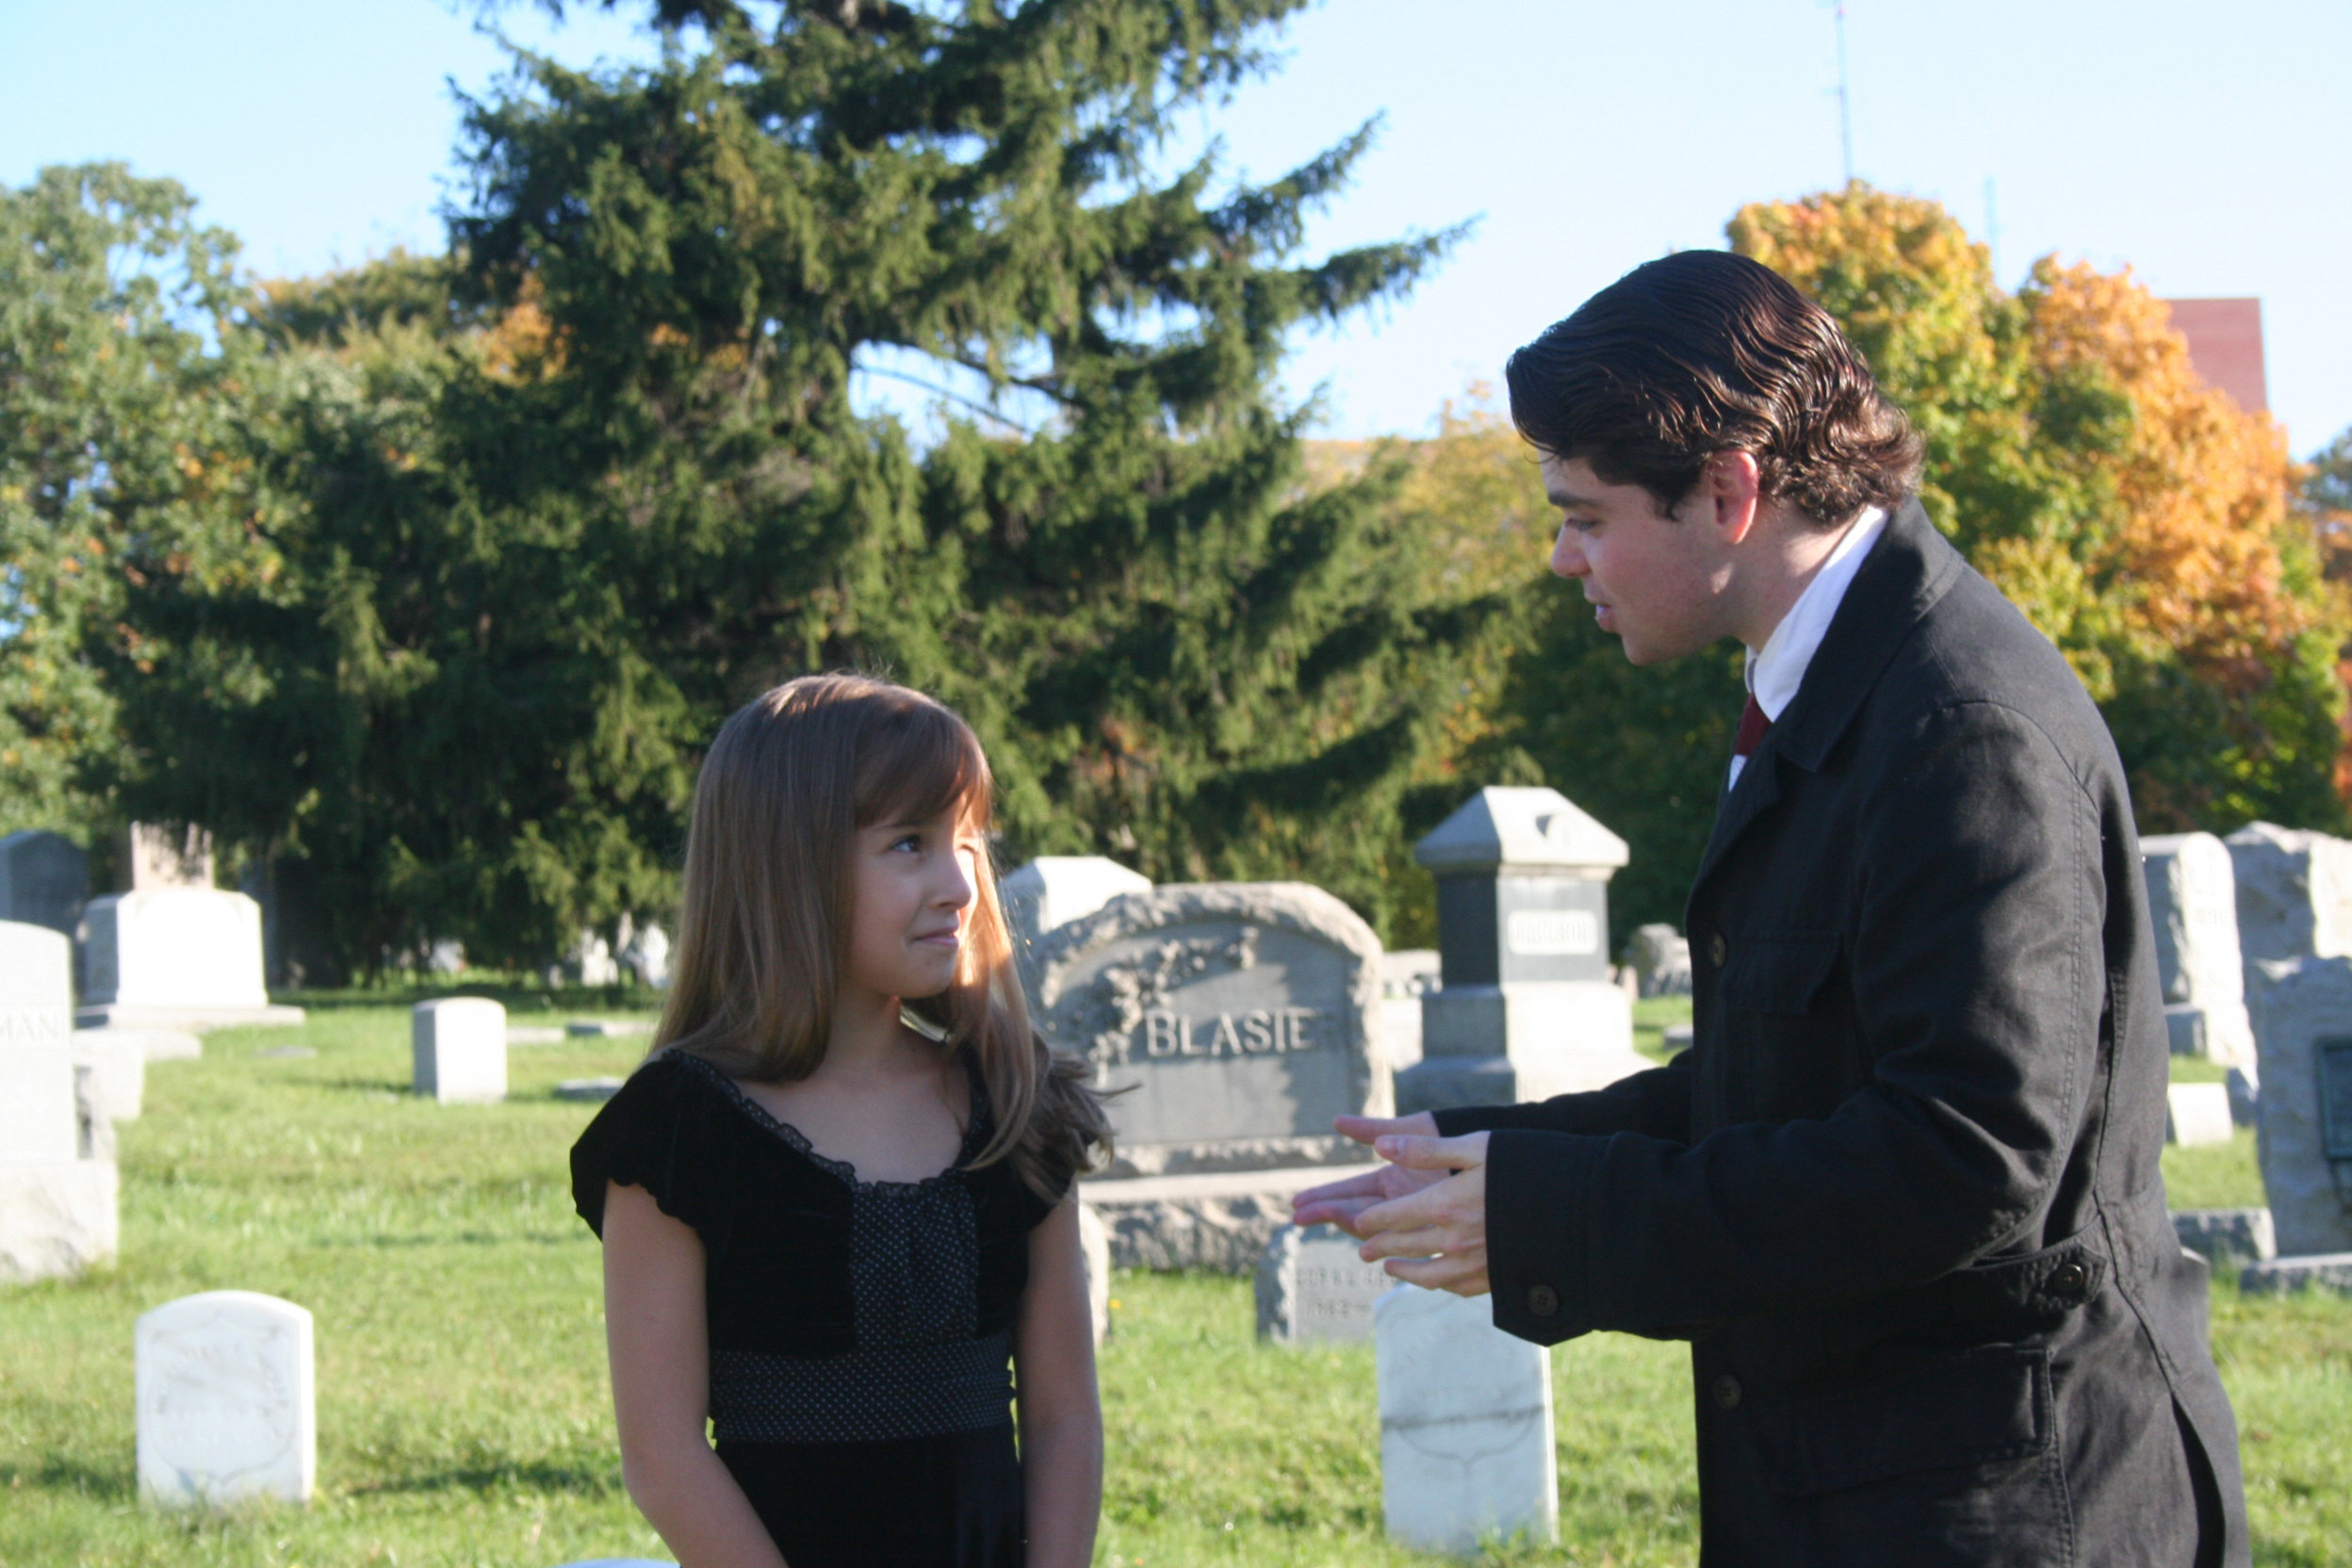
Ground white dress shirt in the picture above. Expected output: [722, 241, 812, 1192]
[1727, 506, 1888, 790]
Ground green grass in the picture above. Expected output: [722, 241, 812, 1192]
[2, 1002, 2343, 1566]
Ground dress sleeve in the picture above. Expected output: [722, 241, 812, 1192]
[569, 1054, 733, 1240]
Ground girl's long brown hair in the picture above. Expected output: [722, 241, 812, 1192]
[654, 673, 1110, 1200]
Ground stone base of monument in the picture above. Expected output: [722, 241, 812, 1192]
[2240, 1252, 2352, 1297]
[2172, 1207, 2276, 1270]
[2164, 1002, 2255, 1067]
[1081, 1162, 1376, 1273]
[76, 1025, 203, 1062]
[76, 1002, 305, 1032]
[1102, 1134, 1380, 1181]
[0, 1160, 120, 1283]
[72, 1030, 146, 1122]
[1396, 980, 1652, 1117]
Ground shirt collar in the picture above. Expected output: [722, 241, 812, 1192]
[1743, 506, 1888, 721]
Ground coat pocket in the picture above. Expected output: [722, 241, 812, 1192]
[1765, 1345, 2052, 1496]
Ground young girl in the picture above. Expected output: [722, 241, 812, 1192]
[570, 674, 1111, 1568]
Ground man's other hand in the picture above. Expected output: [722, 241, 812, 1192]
[1353, 1131, 1492, 1298]
[1289, 1113, 1440, 1233]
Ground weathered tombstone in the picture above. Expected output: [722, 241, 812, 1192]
[1377, 1284, 1557, 1555]
[564, 932, 622, 987]
[1077, 1201, 1111, 1347]
[413, 998, 507, 1104]
[122, 822, 214, 891]
[2172, 1208, 2275, 1271]
[2242, 956, 2352, 1261]
[136, 1290, 315, 1507]
[2226, 823, 2352, 969]
[1002, 857, 1153, 952]
[2166, 1082, 2234, 1147]
[77, 889, 303, 1031]
[0, 830, 90, 939]
[1397, 788, 1649, 1115]
[1625, 923, 1692, 998]
[1033, 882, 1387, 1176]
[1256, 1221, 1394, 1343]
[2141, 833, 2255, 1066]
[0, 921, 118, 1282]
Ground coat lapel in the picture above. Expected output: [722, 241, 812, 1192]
[1689, 498, 1967, 896]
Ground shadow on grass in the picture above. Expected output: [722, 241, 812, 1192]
[308, 1231, 585, 1249]
[344, 1458, 622, 1498]
[0, 1456, 136, 1500]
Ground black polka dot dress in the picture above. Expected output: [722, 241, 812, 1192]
[572, 1050, 1060, 1568]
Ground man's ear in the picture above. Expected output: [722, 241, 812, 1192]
[1697, 451, 1765, 544]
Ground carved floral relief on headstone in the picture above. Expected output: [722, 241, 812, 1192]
[1029, 883, 1387, 1178]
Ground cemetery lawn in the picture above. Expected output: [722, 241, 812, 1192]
[2, 1003, 2342, 1567]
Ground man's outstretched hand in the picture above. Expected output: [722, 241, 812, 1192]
[1290, 1113, 1441, 1233]
[1291, 1115, 1494, 1298]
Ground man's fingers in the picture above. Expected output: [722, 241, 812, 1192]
[1373, 1131, 1490, 1172]
[1289, 1196, 1378, 1233]
[1383, 1249, 1492, 1298]
[1333, 1111, 1439, 1147]
[1290, 1168, 1389, 1212]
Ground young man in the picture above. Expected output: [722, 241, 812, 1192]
[1296, 251, 2246, 1567]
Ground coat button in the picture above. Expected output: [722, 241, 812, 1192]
[1527, 1284, 1560, 1317]
[2050, 1262, 2088, 1298]
[1711, 1374, 1743, 1412]
[1708, 932, 1728, 968]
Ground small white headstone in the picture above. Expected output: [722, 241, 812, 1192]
[1002, 857, 1153, 953]
[2166, 1082, 2234, 1147]
[1377, 1284, 1557, 1555]
[136, 1290, 316, 1508]
[413, 998, 507, 1104]
[1257, 1222, 1394, 1343]
[77, 888, 302, 1030]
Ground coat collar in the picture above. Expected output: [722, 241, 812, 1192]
[1690, 497, 1966, 894]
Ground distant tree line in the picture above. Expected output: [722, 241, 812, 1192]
[5, 4, 2345, 979]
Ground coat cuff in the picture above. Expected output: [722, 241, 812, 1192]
[1483, 1128, 1604, 1346]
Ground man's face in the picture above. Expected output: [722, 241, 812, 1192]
[1543, 454, 1737, 665]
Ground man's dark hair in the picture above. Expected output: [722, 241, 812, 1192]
[1505, 251, 1922, 524]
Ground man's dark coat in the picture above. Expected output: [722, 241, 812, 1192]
[1434, 500, 2247, 1567]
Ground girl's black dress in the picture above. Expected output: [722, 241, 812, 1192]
[571, 1050, 1059, 1568]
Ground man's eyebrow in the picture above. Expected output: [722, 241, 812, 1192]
[1547, 487, 1602, 510]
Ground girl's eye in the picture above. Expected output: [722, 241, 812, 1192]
[890, 833, 923, 853]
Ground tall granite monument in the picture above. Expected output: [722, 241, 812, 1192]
[1396, 788, 1650, 1115]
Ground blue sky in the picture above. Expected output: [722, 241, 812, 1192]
[4, 0, 2345, 456]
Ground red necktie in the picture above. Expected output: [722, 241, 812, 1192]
[1734, 694, 1771, 760]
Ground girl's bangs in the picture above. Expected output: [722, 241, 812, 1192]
[853, 699, 991, 830]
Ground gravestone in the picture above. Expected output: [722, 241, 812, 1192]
[1380, 950, 1439, 1072]
[1256, 1221, 1394, 1344]
[2166, 1082, 2234, 1147]
[136, 1290, 315, 1507]
[0, 921, 118, 1282]
[2242, 956, 2352, 1258]
[72, 1029, 146, 1122]
[1377, 1283, 1557, 1555]
[1626, 923, 1692, 998]
[2141, 833, 2255, 1066]
[1001, 857, 1153, 953]
[78, 889, 303, 1031]
[122, 822, 214, 891]
[0, 830, 89, 938]
[1397, 788, 1650, 1115]
[413, 998, 507, 1104]
[1032, 882, 1387, 1178]
[2172, 1208, 2275, 1271]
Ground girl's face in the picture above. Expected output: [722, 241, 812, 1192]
[842, 802, 981, 1003]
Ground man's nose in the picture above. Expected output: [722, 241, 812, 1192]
[1550, 525, 1588, 580]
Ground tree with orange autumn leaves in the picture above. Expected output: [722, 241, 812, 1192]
[1408, 186, 2350, 938]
